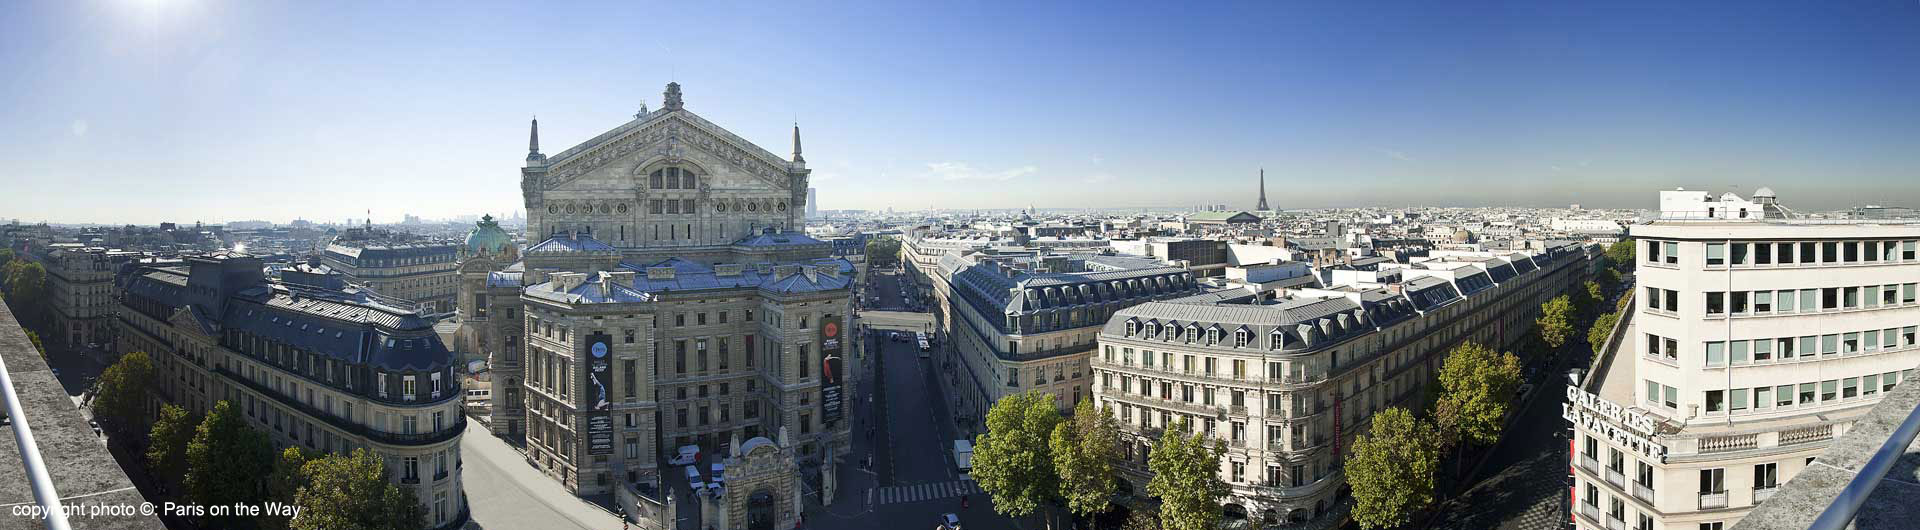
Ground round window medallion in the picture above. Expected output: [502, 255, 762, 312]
[748, 202, 758, 212]
[547, 206, 557, 214]
[617, 203, 629, 214]
[777, 202, 788, 212]
[715, 203, 727, 212]
[566, 204, 576, 214]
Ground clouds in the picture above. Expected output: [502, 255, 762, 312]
[1374, 147, 1412, 161]
[921, 162, 1037, 181]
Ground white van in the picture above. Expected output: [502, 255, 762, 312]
[684, 465, 705, 492]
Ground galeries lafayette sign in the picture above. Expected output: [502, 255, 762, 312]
[1562, 384, 1669, 459]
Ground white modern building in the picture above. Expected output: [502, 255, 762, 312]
[1568, 189, 1919, 530]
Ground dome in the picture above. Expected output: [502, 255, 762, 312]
[465, 215, 513, 256]
[1753, 186, 1776, 198]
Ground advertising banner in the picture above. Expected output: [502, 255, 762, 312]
[586, 332, 614, 455]
[820, 317, 845, 424]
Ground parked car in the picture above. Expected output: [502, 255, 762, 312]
[669, 444, 701, 466]
[684, 465, 705, 492]
[710, 462, 726, 487]
[938, 513, 961, 530]
[88, 420, 102, 437]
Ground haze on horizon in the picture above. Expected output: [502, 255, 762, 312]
[3, 1, 1918, 225]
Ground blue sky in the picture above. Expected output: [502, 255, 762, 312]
[3, 1, 1918, 224]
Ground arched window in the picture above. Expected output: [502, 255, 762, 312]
[650, 170, 665, 189]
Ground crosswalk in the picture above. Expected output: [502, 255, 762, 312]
[874, 480, 981, 505]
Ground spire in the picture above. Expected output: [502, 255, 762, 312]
[526, 116, 546, 165]
[1256, 168, 1270, 211]
[791, 123, 805, 164]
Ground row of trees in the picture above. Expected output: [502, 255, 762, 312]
[95, 352, 425, 530]
[971, 393, 1229, 530]
[1346, 341, 1522, 529]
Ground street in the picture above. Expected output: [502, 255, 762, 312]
[804, 268, 1020, 530]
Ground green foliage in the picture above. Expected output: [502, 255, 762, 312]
[24, 329, 44, 359]
[263, 447, 319, 530]
[293, 449, 425, 530]
[1588, 312, 1621, 351]
[186, 400, 275, 510]
[146, 404, 197, 481]
[1596, 268, 1622, 292]
[94, 351, 156, 441]
[972, 391, 1064, 519]
[1617, 291, 1632, 313]
[1147, 418, 1229, 530]
[1050, 398, 1120, 519]
[1605, 240, 1636, 270]
[1121, 506, 1162, 530]
[1436, 342, 1523, 447]
[1585, 281, 1605, 311]
[1536, 295, 1575, 349]
[1346, 407, 1440, 529]
[2, 259, 48, 326]
[0, 248, 14, 267]
[865, 236, 903, 266]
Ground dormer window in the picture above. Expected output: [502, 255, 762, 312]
[1186, 324, 1200, 344]
[1205, 327, 1221, 346]
[1270, 329, 1286, 350]
[1234, 327, 1251, 348]
[403, 375, 417, 402]
[1125, 319, 1139, 337]
[1145, 321, 1160, 338]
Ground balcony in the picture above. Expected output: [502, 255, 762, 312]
[1579, 454, 1599, 474]
[1579, 503, 1602, 522]
[1698, 490, 1728, 510]
[1606, 515, 1626, 530]
[1753, 486, 1777, 503]
[1605, 468, 1625, 489]
[215, 366, 466, 447]
[1632, 482, 1655, 503]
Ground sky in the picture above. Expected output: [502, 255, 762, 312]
[3, 1, 1919, 225]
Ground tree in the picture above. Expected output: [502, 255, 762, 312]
[1616, 291, 1632, 313]
[1605, 240, 1635, 270]
[1588, 312, 1621, 351]
[865, 236, 902, 267]
[1596, 268, 1622, 293]
[1346, 407, 1441, 529]
[1147, 418, 1229, 530]
[1584, 281, 1605, 313]
[1436, 342, 1523, 446]
[1050, 398, 1120, 522]
[2, 259, 47, 326]
[1536, 295, 1575, 349]
[294, 449, 425, 530]
[186, 400, 275, 510]
[972, 391, 1064, 521]
[24, 329, 45, 359]
[264, 447, 318, 530]
[93, 351, 156, 442]
[146, 404, 197, 484]
[0, 248, 14, 268]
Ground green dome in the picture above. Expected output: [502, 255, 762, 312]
[465, 215, 512, 255]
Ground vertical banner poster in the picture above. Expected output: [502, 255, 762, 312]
[820, 317, 845, 423]
[586, 332, 614, 455]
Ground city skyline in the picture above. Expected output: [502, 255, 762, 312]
[4, 1, 1920, 224]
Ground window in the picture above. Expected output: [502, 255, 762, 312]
[1706, 292, 1725, 315]
[1705, 390, 1724, 412]
[1705, 341, 1725, 367]
[1699, 468, 1725, 495]
[1777, 385, 1794, 407]
[1706, 243, 1725, 266]
[1754, 291, 1772, 313]
[1821, 379, 1838, 401]
[1754, 463, 1778, 490]
[1843, 377, 1859, 399]
[1754, 339, 1772, 362]
[1799, 383, 1816, 405]
[1777, 289, 1796, 313]
[1730, 388, 1747, 411]
[1822, 242, 1839, 263]
[1755, 387, 1772, 409]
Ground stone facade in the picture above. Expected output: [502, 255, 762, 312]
[459, 84, 851, 518]
[43, 245, 139, 350]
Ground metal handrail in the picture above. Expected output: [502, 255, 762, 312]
[0, 354, 74, 530]
[1807, 387, 1920, 530]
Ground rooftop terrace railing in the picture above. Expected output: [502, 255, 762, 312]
[0, 347, 73, 530]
